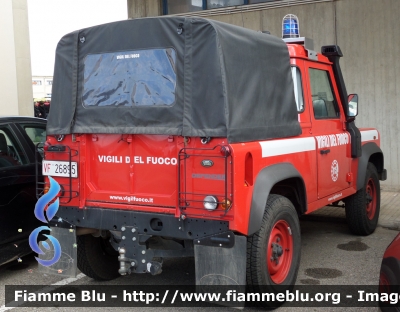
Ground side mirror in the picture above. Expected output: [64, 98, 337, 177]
[347, 94, 358, 117]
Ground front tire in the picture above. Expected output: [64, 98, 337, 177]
[345, 162, 380, 235]
[379, 258, 400, 312]
[247, 194, 301, 303]
[77, 234, 120, 281]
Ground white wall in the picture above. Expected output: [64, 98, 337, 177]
[0, 0, 33, 116]
[32, 76, 53, 99]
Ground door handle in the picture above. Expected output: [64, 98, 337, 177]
[320, 149, 330, 155]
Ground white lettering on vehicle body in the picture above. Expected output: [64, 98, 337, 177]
[258, 133, 350, 158]
[315, 133, 349, 149]
[97, 155, 177, 165]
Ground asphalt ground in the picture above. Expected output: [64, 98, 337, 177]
[1, 215, 399, 312]
[310, 191, 400, 231]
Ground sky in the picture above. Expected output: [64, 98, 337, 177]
[27, 0, 128, 76]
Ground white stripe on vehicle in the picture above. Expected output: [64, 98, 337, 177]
[360, 130, 379, 142]
[259, 129, 379, 158]
[259, 137, 316, 158]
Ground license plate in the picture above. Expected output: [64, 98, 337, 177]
[42, 160, 78, 178]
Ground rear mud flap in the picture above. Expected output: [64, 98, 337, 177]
[38, 224, 77, 278]
[195, 234, 246, 285]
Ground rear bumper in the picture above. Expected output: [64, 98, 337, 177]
[55, 206, 230, 241]
[52, 206, 246, 281]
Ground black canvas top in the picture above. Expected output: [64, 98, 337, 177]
[47, 16, 301, 143]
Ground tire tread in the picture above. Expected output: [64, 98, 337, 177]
[246, 194, 300, 288]
[77, 235, 120, 281]
[345, 162, 380, 235]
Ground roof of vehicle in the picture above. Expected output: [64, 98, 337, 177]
[0, 116, 46, 124]
[287, 44, 331, 64]
[47, 16, 301, 143]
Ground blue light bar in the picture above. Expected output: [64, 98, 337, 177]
[282, 14, 300, 39]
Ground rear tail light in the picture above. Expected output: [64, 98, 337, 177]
[221, 198, 232, 210]
[43, 182, 64, 198]
[203, 195, 218, 211]
[43, 185, 49, 194]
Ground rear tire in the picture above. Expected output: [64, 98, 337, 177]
[77, 234, 120, 281]
[345, 162, 380, 235]
[246, 194, 301, 307]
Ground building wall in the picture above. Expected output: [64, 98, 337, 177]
[0, 0, 33, 116]
[127, 0, 399, 190]
[127, 0, 161, 18]
[335, 0, 400, 191]
[32, 76, 53, 100]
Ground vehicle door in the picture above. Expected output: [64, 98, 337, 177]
[305, 63, 352, 199]
[291, 62, 318, 203]
[14, 121, 47, 163]
[0, 122, 42, 246]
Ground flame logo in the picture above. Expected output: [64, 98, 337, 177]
[34, 176, 60, 223]
[29, 176, 62, 266]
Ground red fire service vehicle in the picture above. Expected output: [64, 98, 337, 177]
[37, 15, 386, 298]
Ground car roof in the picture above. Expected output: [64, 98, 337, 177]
[0, 116, 46, 124]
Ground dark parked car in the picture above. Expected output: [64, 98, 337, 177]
[379, 232, 400, 311]
[0, 116, 46, 266]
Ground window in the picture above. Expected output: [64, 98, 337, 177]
[308, 68, 339, 119]
[21, 125, 46, 158]
[22, 126, 46, 146]
[291, 66, 304, 112]
[32, 80, 42, 86]
[165, 0, 288, 14]
[83, 48, 177, 107]
[0, 128, 27, 167]
[249, 0, 276, 3]
[165, 0, 245, 14]
[167, 0, 203, 14]
[207, 0, 243, 9]
[46, 80, 53, 85]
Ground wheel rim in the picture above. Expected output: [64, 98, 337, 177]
[365, 178, 377, 220]
[267, 220, 293, 284]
